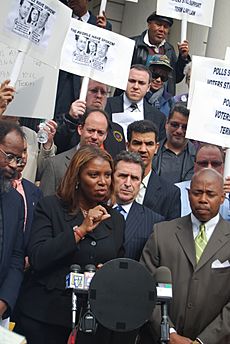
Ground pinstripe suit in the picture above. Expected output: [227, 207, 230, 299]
[124, 201, 164, 260]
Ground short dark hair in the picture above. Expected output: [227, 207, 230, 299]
[168, 103, 189, 121]
[127, 120, 158, 143]
[130, 64, 152, 83]
[195, 143, 225, 163]
[114, 150, 145, 179]
[78, 108, 109, 131]
[0, 120, 25, 144]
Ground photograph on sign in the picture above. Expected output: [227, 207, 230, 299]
[157, 0, 215, 27]
[186, 81, 230, 148]
[0, 42, 58, 119]
[188, 55, 230, 108]
[0, 0, 71, 68]
[60, 18, 135, 90]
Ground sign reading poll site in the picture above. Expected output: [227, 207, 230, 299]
[157, 0, 215, 27]
[60, 19, 135, 90]
[0, 0, 71, 67]
[186, 82, 230, 148]
[0, 42, 58, 119]
[188, 55, 230, 108]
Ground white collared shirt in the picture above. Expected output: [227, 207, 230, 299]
[191, 213, 220, 241]
[123, 94, 143, 113]
[136, 172, 151, 205]
[113, 202, 133, 220]
[73, 11, 90, 22]
[143, 32, 166, 53]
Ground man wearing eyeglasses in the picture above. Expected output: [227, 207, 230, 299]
[54, 79, 126, 157]
[176, 143, 230, 221]
[145, 55, 175, 117]
[153, 103, 196, 184]
[0, 121, 24, 324]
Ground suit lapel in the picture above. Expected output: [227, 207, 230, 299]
[125, 202, 143, 243]
[196, 217, 230, 272]
[175, 215, 196, 269]
[64, 147, 77, 169]
[143, 171, 161, 209]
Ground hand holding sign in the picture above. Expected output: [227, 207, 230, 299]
[178, 40, 189, 59]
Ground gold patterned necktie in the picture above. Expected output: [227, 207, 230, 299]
[195, 224, 208, 262]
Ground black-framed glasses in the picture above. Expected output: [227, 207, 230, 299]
[88, 88, 107, 96]
[0, 148, 23, 165]
[169, 121, 187, 131]
[151, 72, 168, 82]
[196, 160, 223, 168]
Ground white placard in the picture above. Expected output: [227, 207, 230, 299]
[188, 55, 230, 109]
[186, 81, 230, 148]
[0, 42, 58, 119]
[157, 0, 215, 27]
[126, 0, 138, 2]
[225, 47, 230, 61]
[0, 0, 72, 68]
[60, 19, 135, 90]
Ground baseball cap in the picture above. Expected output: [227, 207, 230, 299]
[147, 11, 173, 27]
[148, 55, 173, 71]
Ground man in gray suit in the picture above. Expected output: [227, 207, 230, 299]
[141, 168, 230, 344]
[113, 151, 164, 260]
[40, 109, 109, 196]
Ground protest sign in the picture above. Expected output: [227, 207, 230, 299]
[186, 81, 230, 148]
[0, 0, 71, 68]
[157, 0, 215, 27]
[0, 42, 58, 119]
[60, 19, 135, 90]
[225, 47, 230, 61]
[188, 55, 230, 108]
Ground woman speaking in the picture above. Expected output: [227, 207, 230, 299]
[15, 145, 125, 344]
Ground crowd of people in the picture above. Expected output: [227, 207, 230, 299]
[0, 1, 230, 344]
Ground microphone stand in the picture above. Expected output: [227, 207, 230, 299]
[160, 302, 169, 343]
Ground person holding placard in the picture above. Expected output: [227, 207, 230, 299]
[132, 11, 190, 96]
[54, 0, 112, 117]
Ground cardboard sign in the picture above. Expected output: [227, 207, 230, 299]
[60, 18, 135, 90]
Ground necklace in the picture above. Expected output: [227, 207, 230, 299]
[80, 208, 88, 218]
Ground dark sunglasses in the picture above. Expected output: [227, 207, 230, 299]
[196, 160, 223, 168]
[168, 121, 187, 131]
[152, 72, 168, 82]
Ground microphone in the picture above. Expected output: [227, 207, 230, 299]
[155, 266, 172, 343]
[66, 264, 84, 290]
[84, 264, 96, 290]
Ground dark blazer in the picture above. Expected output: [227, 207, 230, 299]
[54, 118, 126, 158]
[105, 95, 166, 141]
[40, 147, 77, 196]
[143, 171, 181, 220]
[16, 195, 124, 328]
[141, 215, 230, 344]
[124, 201, 164, 260]
[0, 188, 24, 318]
[22, 178, 43, 248]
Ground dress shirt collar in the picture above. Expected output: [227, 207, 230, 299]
[191, 213, 220, 241]
[143, 31, 166, 51]
[113, 202, 133, 216]
[123, 93, 143, 112]
[136, 171, 151, 205]
[73, 11, 90, 22]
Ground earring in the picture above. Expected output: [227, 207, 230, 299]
[76, 182, 79, 190]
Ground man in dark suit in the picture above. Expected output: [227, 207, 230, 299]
[127, 119, 181, 220]
[105, 64, 166, 141]
[54, 79, 125, 156]
[0, 121, 24, 320]
[141, 168, 230, 344]
[54, 0, 112, 117]
[113, 151, 164, 261]
[40, 109, 122, 196]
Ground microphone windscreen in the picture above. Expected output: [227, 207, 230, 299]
[155, 266, 172, 284]
[70, 264, 81, 273]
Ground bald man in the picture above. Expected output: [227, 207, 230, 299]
[141, 169, 230, 344]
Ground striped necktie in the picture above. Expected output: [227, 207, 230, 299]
[115, 205, 127, 219]
[195, 224, 207, 262]
[130, 103, 138, 112]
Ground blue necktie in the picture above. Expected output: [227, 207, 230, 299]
[115, 205, 127, 219]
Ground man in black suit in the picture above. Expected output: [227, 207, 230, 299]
[105, 64, 166, 141]
[127, 120, 181, 220]
[114, 151, 164, 261]
[0, 121, 24, 321]
[54, 79, 126, 156]
[54, 0, 112, 117]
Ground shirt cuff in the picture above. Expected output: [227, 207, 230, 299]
[169, 328, 177, 334]
[196, 338, 204, 344]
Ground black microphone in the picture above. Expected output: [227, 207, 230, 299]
[67, 264, 82, 331]
[155, 266, 172, 344]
